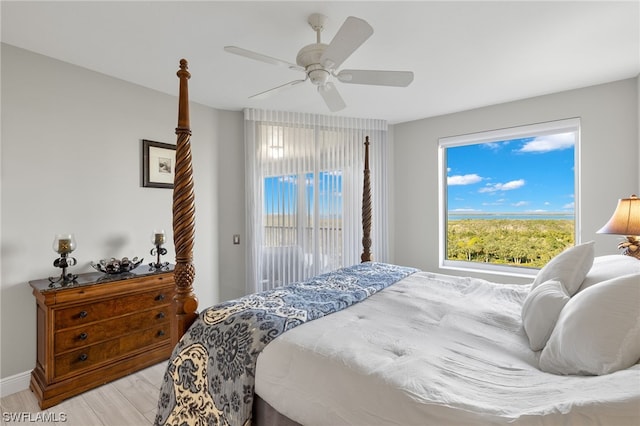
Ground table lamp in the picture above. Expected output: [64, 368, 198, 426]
[597, 194, 640, 259]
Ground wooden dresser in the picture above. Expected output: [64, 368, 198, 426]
[29, 265, 175, 409]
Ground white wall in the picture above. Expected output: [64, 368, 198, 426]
[0, 44, 245, 382]
[392, 78, 639, 284]
[216, 110, 246, 301]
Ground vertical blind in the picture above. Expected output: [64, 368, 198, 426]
[244, 109, 389, 293]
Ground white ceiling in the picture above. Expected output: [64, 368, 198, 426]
[2, 1, 638, 124]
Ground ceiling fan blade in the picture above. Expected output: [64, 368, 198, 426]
[336, 70, 414, 87]
[318, 82, 346, 112]
[249, 78, 307, 100]
[224, 46, 304, 72]
[320, 16, 373, 70]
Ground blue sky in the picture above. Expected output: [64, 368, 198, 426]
[447, 132, 575, 214]
[264, 171, 343, 215]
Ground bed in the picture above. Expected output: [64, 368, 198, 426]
[155, 60, 640, 426]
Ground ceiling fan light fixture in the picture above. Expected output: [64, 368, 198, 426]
[308, 67, 330, 86]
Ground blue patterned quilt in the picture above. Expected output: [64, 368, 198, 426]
[154, 262, 418, 426]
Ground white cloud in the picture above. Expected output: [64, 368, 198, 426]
[563, 202, 575, 209]
[512, 201, 529, 207]
[519, 132, 575, 153]
[478, 179, 525, 193]
[448, 174, 482, 185]
[278, 176, 297, 184]
[482, 141, 505, 150]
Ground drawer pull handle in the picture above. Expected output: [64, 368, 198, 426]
[157, 330, 165, 337]
[79, 353, 88, 361]
[157, 312, 166, 319]
[155, 294, 165, 301]
[79, 332, 88, 340]
[78, 310, 88, 319]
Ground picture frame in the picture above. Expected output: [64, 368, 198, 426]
[142, 139, 176, 189]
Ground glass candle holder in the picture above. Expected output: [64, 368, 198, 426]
[152, 229, 166, 246]
[150, 229, 169, 270]
[53, 233, 76, 255]
[49, 233, 78, 285]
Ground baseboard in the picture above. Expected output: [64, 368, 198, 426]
[0, 370, 31, 398]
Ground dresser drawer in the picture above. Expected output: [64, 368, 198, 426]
[54, 287, 173, 330]
[54, 325, 170, 379]
[54, 306, 171, 353]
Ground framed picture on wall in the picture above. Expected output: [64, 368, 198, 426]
[142, 139, 176, 188]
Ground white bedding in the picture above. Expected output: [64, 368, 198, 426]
[255, 271, 640, 425]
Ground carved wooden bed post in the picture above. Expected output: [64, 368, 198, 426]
[361, 136, 372, 262]
[171, 59, 198, 344]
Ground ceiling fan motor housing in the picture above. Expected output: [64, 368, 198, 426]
[297, 43, 330, 86]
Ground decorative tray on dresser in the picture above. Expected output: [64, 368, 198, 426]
[29, 265, 175, 409]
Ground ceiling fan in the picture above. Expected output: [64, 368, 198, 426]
[224, 13, 414, 112]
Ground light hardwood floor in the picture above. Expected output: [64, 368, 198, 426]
[0, 362, 166, 426]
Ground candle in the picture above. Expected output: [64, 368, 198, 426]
[52, 233, 76, 255]
[58, 238, 72, 254]
[154, 232, 165, 245]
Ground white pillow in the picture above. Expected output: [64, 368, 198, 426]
[577, 255, 640, 292]
[539, 273, 640, 376]
[532, 241, 594, 296]
[521, 280, 570, 351]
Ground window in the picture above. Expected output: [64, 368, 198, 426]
[244, 109, 389, 292]
[262, 171, 343, 286]
[438, 118, 580, 275]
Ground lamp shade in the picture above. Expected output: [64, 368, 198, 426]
[597, 195, 640, 235]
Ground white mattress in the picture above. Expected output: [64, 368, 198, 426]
[255, 272, 640, 425]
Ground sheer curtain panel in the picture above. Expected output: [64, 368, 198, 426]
[245, 109, 389, 293]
